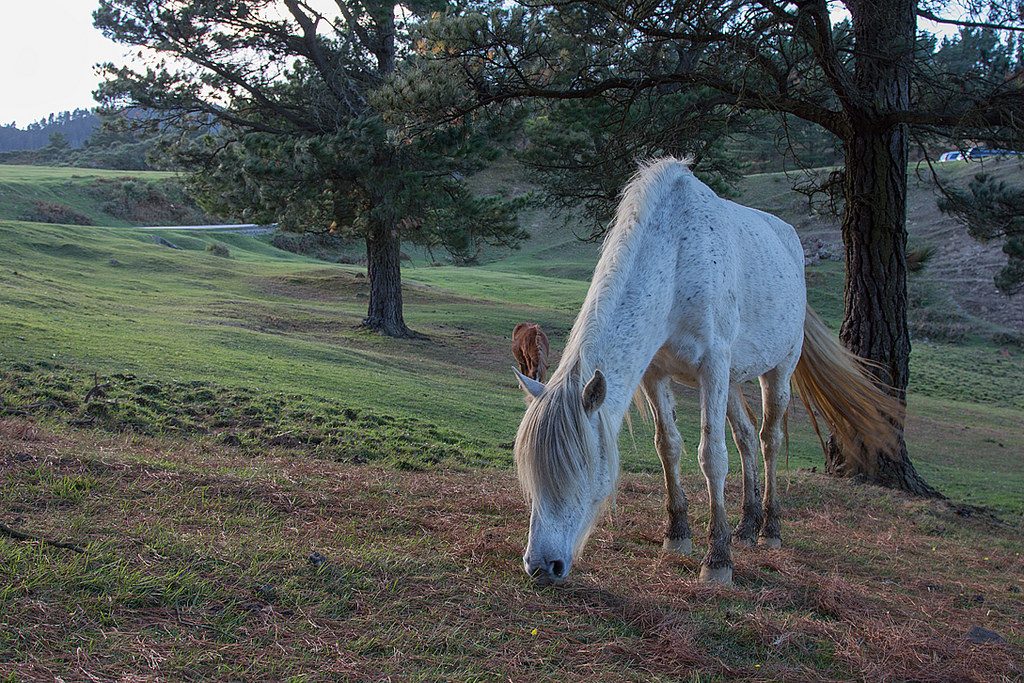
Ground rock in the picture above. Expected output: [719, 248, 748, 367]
[220, 433, 242, 447]
[308, 551, 328, 568]
[153, 235, 181, 249]
[108, 258, 123, 267]
[255, 584, 277, 602]
[966, 626, 1006, 645]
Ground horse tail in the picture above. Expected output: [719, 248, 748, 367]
[792, 306, 903, 473]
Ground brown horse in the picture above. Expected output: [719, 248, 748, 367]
[512, 323, 550, 383]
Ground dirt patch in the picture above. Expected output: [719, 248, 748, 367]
[253, 270, 373, 302]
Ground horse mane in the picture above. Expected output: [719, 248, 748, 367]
[514, 363, 620, 509]
[554, 157, 692, 385]
[515, 157, 692, 504]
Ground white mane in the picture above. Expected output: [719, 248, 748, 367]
[516, 158, 693, 505]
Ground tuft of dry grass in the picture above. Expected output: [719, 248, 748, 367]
[0, 419, 1021, 681]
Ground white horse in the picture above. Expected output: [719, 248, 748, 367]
[513, 158, 899, 585]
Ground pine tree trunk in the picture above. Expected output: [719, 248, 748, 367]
[826, 0, 940, 497]
[826, 130, 939, 496]
[361, 220, 414, 338]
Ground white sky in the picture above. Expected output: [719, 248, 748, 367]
[0, 0, 130, 126]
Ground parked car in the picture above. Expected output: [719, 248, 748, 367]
[967, 147, 1023, 159]
[938, 147, 1023, 162]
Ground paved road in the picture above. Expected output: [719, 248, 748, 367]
[135, 223, 277, 236]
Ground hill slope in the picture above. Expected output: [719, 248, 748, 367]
[1, 163, 1022, 680]
[0, 165, 208, 227]
[0, 214, 1022, 514]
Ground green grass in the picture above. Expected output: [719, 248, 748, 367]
[2, 160, 1024, 515]
[0, 164, 181, 227]
[0, 162, 1022, 680]
[0, 161, 1022, 517]
[0, 423, 1020, 680]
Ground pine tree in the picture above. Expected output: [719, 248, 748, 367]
[940, 173, 1024, 295]
[94, 0, 528, 337]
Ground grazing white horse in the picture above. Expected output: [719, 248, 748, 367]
[513, 158, 898, 585]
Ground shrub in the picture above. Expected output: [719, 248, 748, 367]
[907, 245, 937, 273]
[89, 178, 212, 226]
[206, 242, 231, 258]
[21, 200, 94, 226]
[270, 230, 361, 262]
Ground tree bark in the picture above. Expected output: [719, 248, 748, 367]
[361, 220, 414, 338]
[827, 0, 940, 497]
[827, 130, 939, 496]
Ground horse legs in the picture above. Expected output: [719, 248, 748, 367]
[512, 345, 529, 378]
[727, 385, 762, 547]
[758, 365, 794, 549]
[697, 358, 732, 584]
[642, 373, 692, 555]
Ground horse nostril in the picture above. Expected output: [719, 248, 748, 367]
[549, 559, 566, 578]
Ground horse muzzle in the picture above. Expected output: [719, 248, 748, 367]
[523, 554, 570, 585]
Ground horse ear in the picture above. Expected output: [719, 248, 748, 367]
[582, 369, 606, 416]
[513, 367, 546, 401]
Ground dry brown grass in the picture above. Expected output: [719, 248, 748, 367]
[0, 419, 1021, 681]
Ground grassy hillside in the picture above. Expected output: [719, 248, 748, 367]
[1, 162, 1022, 680]
[735, 157, 1024, 335]
[0, 214, 1022, 514]
[0, 165, 207, 228]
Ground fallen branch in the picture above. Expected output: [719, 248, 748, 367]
[84, 373, 111, 403]
[0, 522, 86, 553]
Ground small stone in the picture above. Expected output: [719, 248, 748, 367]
[966, 626, 1005, 645]
[255, 584, 276, 601]
[153, 235, 181, 249]
[220, 433, 242, 447]
[308, 551, 328, 568]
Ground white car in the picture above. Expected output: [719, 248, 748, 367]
[938, 147, 1023, 162]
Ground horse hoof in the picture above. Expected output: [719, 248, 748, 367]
[662, 536, 693, 555]
[759, 536, 782, 549]
[699, 564, 733, 585]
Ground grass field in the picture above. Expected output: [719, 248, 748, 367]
[0, 165, 200, 228]
[1, 162, 1022, 680]
[1, 419, 1021, 680]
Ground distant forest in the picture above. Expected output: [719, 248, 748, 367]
[0, 109, 159, 170]
[0, 109, 99, 151]
[2, 105, 843, 174]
